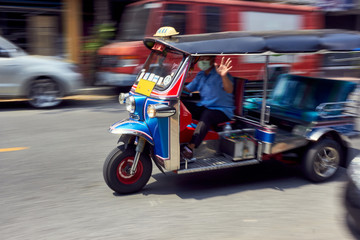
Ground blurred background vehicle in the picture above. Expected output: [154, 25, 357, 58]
[0, 36, 82, 108]
[1, 0, 359, 89]
[95, 0, 322, 87]
[345, 154, 360, 237]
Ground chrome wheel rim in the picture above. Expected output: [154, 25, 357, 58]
[314, 146, 339, 178]
[28, 79, 62, 108]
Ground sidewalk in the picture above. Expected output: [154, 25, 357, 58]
[77, 86, 123, 96]
[64, 86, 126, 101]
[0, 86, 125, 103]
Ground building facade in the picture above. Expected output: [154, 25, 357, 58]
[0, 0, 134, 64]
[1, 0, 359, 65]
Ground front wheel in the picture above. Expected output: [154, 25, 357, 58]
[103, 145, 152, 194]
[28, 78, 63, 108]
[302, 139, 341, 182]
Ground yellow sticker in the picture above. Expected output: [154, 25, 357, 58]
[135, 79, 156, 96]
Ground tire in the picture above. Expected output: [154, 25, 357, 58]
[103, 145, 152, 194]
[302, 139, 341, 182]
[28, 78, 63, 108]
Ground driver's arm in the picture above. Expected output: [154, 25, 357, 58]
[221, 74, 233, 94]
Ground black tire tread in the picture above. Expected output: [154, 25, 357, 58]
[103, 145, 152, 194]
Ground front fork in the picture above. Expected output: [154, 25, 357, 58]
[130, 136, 146, 175]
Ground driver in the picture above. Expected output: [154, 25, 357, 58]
[182, 56, 235, 160]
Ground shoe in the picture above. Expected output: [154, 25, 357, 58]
[181, 145, 193, 159]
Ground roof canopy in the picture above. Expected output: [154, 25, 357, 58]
[144, 29, 360, 55]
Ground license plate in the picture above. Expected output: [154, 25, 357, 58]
[135, 79, 156, 96]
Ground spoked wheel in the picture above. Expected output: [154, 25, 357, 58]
[103, 145, 152, 194]
[28, 78, 63, 108]
[302, 139, 341, 182]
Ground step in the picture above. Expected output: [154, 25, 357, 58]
[177, 156, 260, 174]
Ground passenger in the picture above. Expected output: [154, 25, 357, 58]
[182, 56, 235, 160]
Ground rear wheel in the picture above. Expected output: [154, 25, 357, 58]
[103, 145, 152, 194]
[28, 78, 63, 108]
[302, 139, 341, 182]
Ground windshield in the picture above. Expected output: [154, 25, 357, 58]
[0, 36, 27, 57]
[134, 48, 185, 93]
[118, 4, 150, 41]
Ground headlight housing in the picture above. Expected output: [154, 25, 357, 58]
[125, 95, 135, 113]
[118, 93, 129, 104]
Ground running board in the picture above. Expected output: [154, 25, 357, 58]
[177, 156, 260, 174]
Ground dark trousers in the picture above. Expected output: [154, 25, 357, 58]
[184, 101, 230, 148]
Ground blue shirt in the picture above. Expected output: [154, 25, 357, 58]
[186, 68, 235, 119]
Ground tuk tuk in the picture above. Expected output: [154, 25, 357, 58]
[103, 29, 360, 194]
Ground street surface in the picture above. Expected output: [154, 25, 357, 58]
[1, 93, 360, 240]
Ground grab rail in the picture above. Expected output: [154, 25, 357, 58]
[316, 101, 358, 119]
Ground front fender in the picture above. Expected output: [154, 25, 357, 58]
[109, 119, 154, 145]
[306, 128, 335, 141]
[306, 128, 349, 146]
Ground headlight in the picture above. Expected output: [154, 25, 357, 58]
[125, 95, 135, 113]
[118, 93, 129, 104]
[147, 105, 156, 118]
[147, 104, 176, 118]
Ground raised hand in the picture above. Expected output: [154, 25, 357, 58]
[215, 57, 233, 77]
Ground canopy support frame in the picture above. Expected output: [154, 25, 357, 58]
[260, 55, 270, 126]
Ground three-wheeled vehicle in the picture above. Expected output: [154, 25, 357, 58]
[103, 29, 360, 194]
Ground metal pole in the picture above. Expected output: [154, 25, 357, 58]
[260, 55, 270, 126]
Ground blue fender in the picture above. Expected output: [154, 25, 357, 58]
[109, 119, 154, 145]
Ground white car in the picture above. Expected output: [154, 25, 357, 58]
[0, 36, 82, 108]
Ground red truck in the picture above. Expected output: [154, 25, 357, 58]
[96, 0, 323, 86]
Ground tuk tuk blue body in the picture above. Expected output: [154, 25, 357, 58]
[110, 93, 173, 160]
